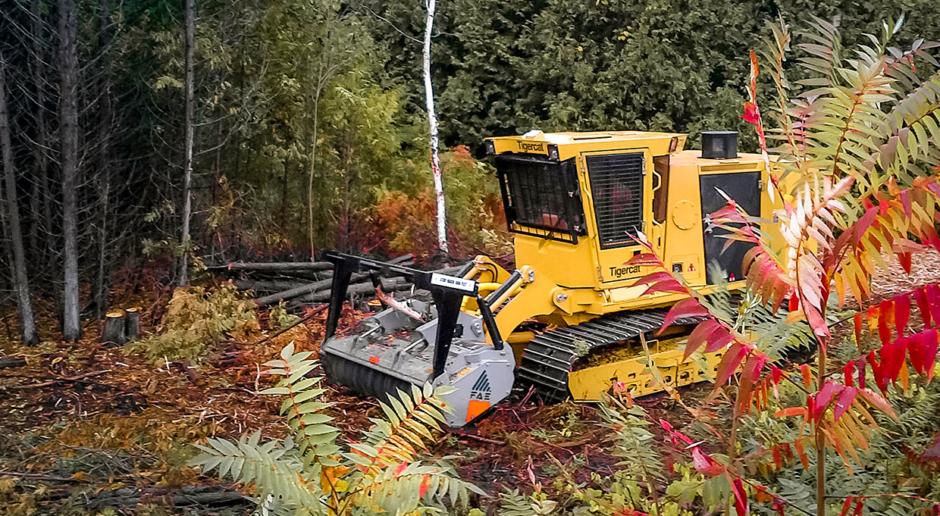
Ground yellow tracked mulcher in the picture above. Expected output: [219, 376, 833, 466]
[321, 130, 783, 427]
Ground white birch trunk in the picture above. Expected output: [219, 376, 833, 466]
[179, 0, 196, 285]
[423, 0, 448, 255]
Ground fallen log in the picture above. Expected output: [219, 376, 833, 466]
[0, 356, 26, 369]
[215, 254, 413, 274]
[84, 485, 248, 509]
[236, 279, 312, 293]
[253, 272, 370, 307]
[4, 369, 112, 390]
[212, 261, 334, 273]
[306, 277, 410, 302]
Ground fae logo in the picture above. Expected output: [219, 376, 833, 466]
[609, 265, 642, 279]
[469, 371, 492, 401]
[517, 141, 545, 153]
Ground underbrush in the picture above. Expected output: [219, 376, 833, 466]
[127, 283, 259, 363]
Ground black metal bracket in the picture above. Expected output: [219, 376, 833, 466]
[321, 251, 481, 380]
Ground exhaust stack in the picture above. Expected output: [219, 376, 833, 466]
[701, 131, 738, 159]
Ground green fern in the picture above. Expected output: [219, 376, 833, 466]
[596, 396, 664, 492]
[189, 342, 483, 515]
[497, 488, 558, 515]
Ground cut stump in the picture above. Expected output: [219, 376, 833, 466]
[125, 307, 141, 342]
[101, 309, 126, 345]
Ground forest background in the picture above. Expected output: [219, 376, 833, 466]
[1, 0, 940, 339]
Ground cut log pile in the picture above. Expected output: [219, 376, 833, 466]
[208, 254, 467, 312]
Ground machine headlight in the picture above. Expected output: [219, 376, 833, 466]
[547, 144, 559, 160]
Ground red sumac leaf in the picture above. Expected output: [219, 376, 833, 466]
[813, 381, 845, 421]
[879, 338, 908, 387]
[685, 319, 721, 360]
[419, 474, 430, 497]
[691, 447, 723, 476]
[715, 344, 748, 386]
[631, 271, 675, 287]
[858, 387, 899, 421]
[878, 300, 893, 345]
[730, 476, 749, 516]
[868, 351, 889, 394]
[626, 253, 661, 266]
[908, 328, 938, 379]
[660, 298, 709, 333]
[841, 361, 855, 388]
[774, 406, 807, 418]
[840, 497, 854, 516]
[894, 295, 910, 338]
[898, 251, 912, 274]
[926, 284, 940, 327]
[704, 326, 735, 353]
[853, 313, 863, 344]
[741, 101, 760, 125]
[915, 287, 932, 327]
[643, 279, 686, 296]
[833, 386, 858, 421]
[800, 363, 813, 388]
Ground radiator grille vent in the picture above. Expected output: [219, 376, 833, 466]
[587, 153, 644, 249]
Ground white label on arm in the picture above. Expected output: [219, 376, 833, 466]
[430, 273, 477, 294]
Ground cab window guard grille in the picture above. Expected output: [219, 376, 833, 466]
[495, 155, 584, 244]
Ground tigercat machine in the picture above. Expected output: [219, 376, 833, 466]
[321, 130, 782, 427]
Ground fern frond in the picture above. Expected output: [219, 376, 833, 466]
[190, 432, 323, 511]
[347, 462, 483, 514]
[498, 488, 558, 516]
[781, 176, 854, 335]
[796, 16, 843, 91]
[596, 396, 664, 497]
[347, 383, 451, 477]
[261, 342, 342, 467]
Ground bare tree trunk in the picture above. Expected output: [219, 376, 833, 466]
[178, 0, 196, 285]
[423, 0, 447, 255]
[94, 0, 113, 317]
[0, 53, 39, 345]
[58, 0, 81, 340]
[28, 0, 50, 265]
[306, 84, 321, 262]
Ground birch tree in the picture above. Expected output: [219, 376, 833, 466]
[0, 52, 38, 345]
[423, 0, 447, 255]
[179, 0, 196, 285]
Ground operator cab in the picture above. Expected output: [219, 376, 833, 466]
[486, 130, 778, 295]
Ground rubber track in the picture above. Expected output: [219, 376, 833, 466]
[516, 309, 701, 402]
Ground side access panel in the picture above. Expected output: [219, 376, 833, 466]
[699, 171, 760, 284]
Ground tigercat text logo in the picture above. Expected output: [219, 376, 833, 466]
[517, 141, 545, 153]
[609, 265, 642, 279]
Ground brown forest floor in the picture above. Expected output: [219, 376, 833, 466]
[1, 251, 939, 514]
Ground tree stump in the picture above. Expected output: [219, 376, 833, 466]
[101, 309, 126, 345]
[124, 307, 141, 342]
